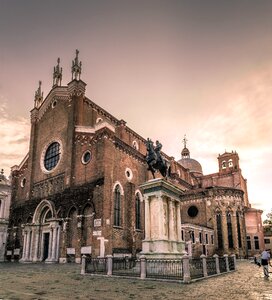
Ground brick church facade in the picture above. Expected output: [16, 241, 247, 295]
[7, 51, 263, 262]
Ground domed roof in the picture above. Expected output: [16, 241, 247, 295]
[178, 157, 203, 176]
[178, 135, 203, 176]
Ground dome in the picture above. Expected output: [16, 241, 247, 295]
[178, 136, 203, 176]
[178, 157, 203, 176]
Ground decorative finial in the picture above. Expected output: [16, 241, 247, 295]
[34, 81, 43, 108]
[182, 134, 188, 149]
[181, 134, 190, 159]
[53, 57, 63, 87]
[71, 49, 82, 80]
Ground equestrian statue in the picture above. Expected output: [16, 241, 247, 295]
[145, 138, 169, 179]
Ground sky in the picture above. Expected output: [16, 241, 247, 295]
[0, 0, 272, 219]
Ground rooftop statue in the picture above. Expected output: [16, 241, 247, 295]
[145, 138, 169, 179]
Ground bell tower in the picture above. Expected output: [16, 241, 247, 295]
[218, 151, 240, 174]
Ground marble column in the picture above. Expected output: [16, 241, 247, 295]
[25, 230, 30, 261]
[47, 228, 53, 261]
[56, 227, 60, 261]
[168, 199, 175, 241]
[144, 197, 150, 240]
[32, 229, 40, 262]
[22, 231, 27, 260]
[176, 202, 182, 241]
[51, 226, 57, 261]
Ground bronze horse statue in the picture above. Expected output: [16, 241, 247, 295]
[145, 138, 169, 179]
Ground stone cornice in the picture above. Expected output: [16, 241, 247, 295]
[180, 186, 244, 202]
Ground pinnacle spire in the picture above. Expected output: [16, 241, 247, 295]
[53, 57, 63, 87]
[34, 81, 43, 108]
[71, 49, 82, 80]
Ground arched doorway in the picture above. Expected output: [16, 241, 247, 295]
[21, 200, 60, 263]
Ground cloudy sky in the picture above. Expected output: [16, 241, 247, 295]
[1, 0, 272, 218]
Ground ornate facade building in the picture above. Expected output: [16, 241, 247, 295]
[0, 169, 11, 261]
[7, 51, 263, 262]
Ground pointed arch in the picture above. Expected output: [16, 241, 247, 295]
[112, 181, 124, 195]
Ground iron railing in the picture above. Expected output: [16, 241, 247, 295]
[206, 257, 217, 276]
[85, 257, 107, 274]
[219, 257, 227, 273]
[146, 259, 183, 280]
[112, 257, 140, 277]
[189, 258, 204, 279]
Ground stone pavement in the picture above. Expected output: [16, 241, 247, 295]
[0, 260, 271, 300]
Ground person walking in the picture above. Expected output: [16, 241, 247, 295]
[261, 249, 271, 277]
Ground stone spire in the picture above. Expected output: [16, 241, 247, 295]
[71, 49, 82, 81]
[34, 81, 43, 108]
[53, 57, 62, 87]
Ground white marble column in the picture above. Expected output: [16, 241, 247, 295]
[144, 197, 150, 240]
[168, 199, 175, 241]
[22, 231, 27, 260]
[47, 229, 53, 260]
[51, 226, 57, 261]
[176, 202, 182, 241]
[158, 196, 164, 239]
[25, 230, 31, 261]
[32, 230, 40, 262]
[56, 227, 60, 261]
[28, 230, 33, 261]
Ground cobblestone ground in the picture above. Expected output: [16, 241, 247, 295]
[0, 260, 271, 300]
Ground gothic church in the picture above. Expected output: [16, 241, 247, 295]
[7, 51, 263, 263]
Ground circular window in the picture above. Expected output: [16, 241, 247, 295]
[187, 206, 199, 218]
[44, 142, 61, 171]
[21, 178, 26, 188]
[82, 150, 91, 164]
[52, 100, 57, 108]
[125, 168, 133, 181]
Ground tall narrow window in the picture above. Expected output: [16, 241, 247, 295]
[216, 214, 223, 249]
[236, 212, 242, 248]
[247, 236, 251, 250]
[181, 230, 184, 241]
[211, 234, 214, 245]
[199, 232, 203, 244]
[114, 185, 121, 226]
[227, 212, 234, 248]
[191, 231, 195, 243]
[135, 193, 141, 230]
[254, 236, 260, 250]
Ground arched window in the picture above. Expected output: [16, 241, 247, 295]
[228, 159, 233, 167]
[68, 208, 77, 248]
[222, 161, 226, 169]
[216, 214, 223, 249]
[114, 185, 121, 226]
[135, 193, 141, 230]
[227, 212, 234, 248]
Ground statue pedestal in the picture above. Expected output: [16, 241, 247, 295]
[140, 178, 186, 259]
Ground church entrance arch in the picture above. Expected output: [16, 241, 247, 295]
[21, 200, 61, 263]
